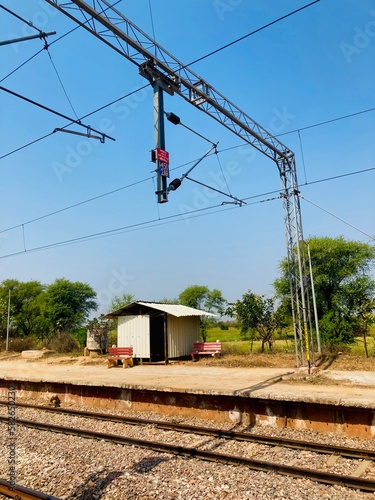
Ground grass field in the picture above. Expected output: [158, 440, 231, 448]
[206, 326, 375, 357]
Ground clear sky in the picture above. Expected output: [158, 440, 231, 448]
[1, 0, 374, 315]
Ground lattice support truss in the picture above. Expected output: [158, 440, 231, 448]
[45, 0, 312, 367]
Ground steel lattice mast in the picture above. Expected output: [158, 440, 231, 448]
[45, 0, 312, 368]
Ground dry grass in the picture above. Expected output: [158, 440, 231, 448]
[189, 352, 375, 371]
[0, 350, 373, 371]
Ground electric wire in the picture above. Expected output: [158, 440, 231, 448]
[152, 177, 161, 220]
[0, 130, 56, 161]
[0, 85, 115, 142]
[1, 161, 373, 236]
[0, 197, 272, 260]
[0, 48, 45, 83]
[2, 162, 373, 257]
[0, 177, 153, 235]
[185, 176, 245, 206]
[301, 195, 375, 241]
[0, 203, 233, 259]
[2, 0, 372, 166]
[0, 1, 122, 85]
[45, 47, 80, 120]
[298, 130, 308, 184]
[0, 162, 373, 259]
[0, 5, 44, 33]
[277, 106, 375, 137]
[1, 4, 373, 248]
[148, 0, 156, 56]
[215, 150, 232, 195]
[183, 1, 320, 68]
[0, 84, 148, 161]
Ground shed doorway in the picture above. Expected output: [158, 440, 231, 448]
[150, 315, 165, 362]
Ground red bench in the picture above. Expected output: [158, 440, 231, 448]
[107, 347, 133, 368]
[190, 341, 222, 360]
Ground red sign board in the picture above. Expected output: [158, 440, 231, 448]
[157, 148, 169, 163]
[156, 148, 169, 177]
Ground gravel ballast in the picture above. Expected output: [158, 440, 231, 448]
[1, 402, 375, 499]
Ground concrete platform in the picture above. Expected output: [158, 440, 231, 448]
[0, 358, 374, 438]
[0, 358, 374, 407]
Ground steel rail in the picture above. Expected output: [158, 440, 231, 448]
[0, 416, 374, 492]
[0, 478, 61, 499]
[1, 400, 374, 461]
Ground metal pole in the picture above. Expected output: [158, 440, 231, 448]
[0, 31, 56, 46]
[6, 290, 10, 351]
[154, 84, 168, 203]
[308, 244, 321, 354]
[164, 313, 168, 365]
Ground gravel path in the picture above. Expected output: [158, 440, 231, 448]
[1, 402, 375, 499]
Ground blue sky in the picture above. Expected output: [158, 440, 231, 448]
[1, 0, 374, 314]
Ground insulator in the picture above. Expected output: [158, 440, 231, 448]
[168, 178, 182, 191]
[166, 112, 180, 125]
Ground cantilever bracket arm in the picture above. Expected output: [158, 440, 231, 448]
[54, 127, 106, 143]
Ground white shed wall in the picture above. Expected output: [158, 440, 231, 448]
[167, 315, 200, 358]
[118, 315, 150, 358]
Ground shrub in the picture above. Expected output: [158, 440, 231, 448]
[0, 337, 39, 352]
[71, 326, 87, 347]
[45, 333, 80, 353]
[107, 330, 117, 348]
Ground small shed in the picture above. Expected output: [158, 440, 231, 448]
[104, 301, 215, 363]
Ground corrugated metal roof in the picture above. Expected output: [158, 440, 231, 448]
[137, 302, 216, 317]
[104, 301, 216, 318]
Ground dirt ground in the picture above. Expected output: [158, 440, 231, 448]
[0, 350, 373, 372]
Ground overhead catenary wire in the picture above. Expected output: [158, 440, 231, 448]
[277, 106, 375, 137]
[0, 85, 115, 142]
[1, 48, 45, 83]
[1, 162, 373, 258]
[300, 195, 375, 241]
[0, 5, 44, 33]
[0, 1, 122, 83]
[1, 156, 373, 236]
[184, 176, 245, 206]
[0, 0, 325, 164]
[0, 84, 149, 161]
[0, 176, 153, 235]
[183, 1, 320, 68]
[45, 47, 80, 120]
[148, 0, 156, 56]
[298, 130, 308, 184]
[0, 197, 270, 260]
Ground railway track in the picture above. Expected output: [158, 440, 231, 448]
[0, 478, 60, 499]
[1, 400, 374, 461]
[0, 404, 374, 493]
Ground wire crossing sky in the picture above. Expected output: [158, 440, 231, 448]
[0, 0, 374, 312]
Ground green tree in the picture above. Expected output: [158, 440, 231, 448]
[178, 285, 226, 341]
[344, 276, 375, 357]
[109, 293, 135, 312]
[44, 279, 97, 335]
[0, 279, 46, 338]
[227, 291, 282, 352]
[107, 293, 135, 332]
[178, 285, 226, 314]
[274, 236, 375, 346]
